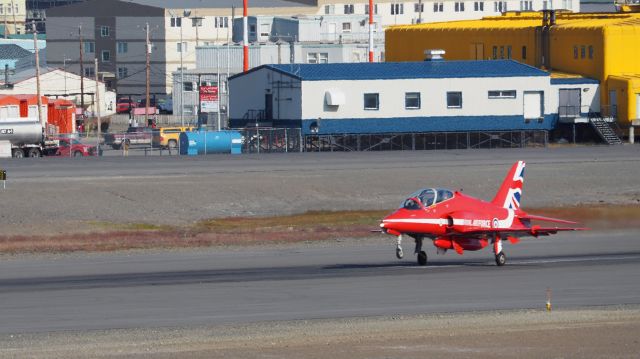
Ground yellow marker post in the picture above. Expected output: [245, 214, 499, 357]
[546, 287, 552, 312]
[0, 169, 6, 189]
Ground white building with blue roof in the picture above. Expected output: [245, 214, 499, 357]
[229, 59, 594, 136]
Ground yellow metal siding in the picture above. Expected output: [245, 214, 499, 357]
[385, 12, 640, 125]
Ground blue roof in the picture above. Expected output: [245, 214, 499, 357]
[551, 77, 600, 85]
[254, 60, 548, 81]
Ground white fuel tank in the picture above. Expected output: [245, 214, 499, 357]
[0, 121, 43, 145]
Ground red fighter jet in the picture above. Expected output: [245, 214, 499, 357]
[380, 161, 586, 266]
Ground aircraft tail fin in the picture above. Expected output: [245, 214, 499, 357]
[491, 161, 525, 210]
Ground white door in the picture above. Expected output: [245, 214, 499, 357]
[328, 23, 336, 41]
[636, 93, 640, 120]
[523, 92, 543, 119]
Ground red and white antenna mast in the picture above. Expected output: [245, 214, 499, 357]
[369, 0, 374, 62]
[243, 0, 249, 72]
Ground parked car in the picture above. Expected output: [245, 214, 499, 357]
[152, 126, 194, 149]
[137, 98, 159, 108]
[157, 99, 173, 114]
[54, 138, 97, 157]
[116, 98, 137, 113]
[104, 127, 154, 150]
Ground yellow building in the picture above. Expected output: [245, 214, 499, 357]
[386, 11, 640, 126]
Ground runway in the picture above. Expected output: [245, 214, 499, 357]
[1, 229, 638, 334]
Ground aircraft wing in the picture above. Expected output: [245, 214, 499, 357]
[518, 213, 578, 225]
[451, 226, 588, 238]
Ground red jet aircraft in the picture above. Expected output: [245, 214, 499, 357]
[380, 161, 585, 266]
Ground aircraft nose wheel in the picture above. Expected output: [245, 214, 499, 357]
[417, 251, 427, 266]
[495, 252, 506, 266]
[396, 247, 404, 259]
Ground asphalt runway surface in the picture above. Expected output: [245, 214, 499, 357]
[1, 229, 639, 334]
[0, 145, 639, 335]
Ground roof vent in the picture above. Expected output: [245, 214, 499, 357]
[424, 49, 445, 61]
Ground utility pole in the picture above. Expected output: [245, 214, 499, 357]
[94, 57, 101, 147]
[78, 25, 84, 111]
[145, 22, 150, 124]
[368, 0, 374, 63]
[3, 7, 7, 39]
[33, 21, 43, 128]
[11, 0, 17, 35]
[243, 0, 248, 72]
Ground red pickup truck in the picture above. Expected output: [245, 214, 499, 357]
[103, 127, 153, 150]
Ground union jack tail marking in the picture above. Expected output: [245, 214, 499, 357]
[491, 161, 525, 210]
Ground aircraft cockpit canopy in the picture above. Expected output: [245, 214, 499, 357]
[401, 188, 454, 209]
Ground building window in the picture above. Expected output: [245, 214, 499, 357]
[249, 24, 256, 36]
[500, 46, 504, 59]
[183, 82, 194, 92]
[520, 0, 532, 10]
[84, 67, 95, 78]
[364, 93, 379, 110]
[100, 26, 110, 37]
[192, 18, 203, 27]
[325, 4, 335, 14]
[414, 3, 424, 12]
[318, 52, 329, 64]
[492, 46, 497, 59]
[365, 4, 378, 14]
[488, 90, 516, 99]
[177, 42, 187, 53]
[455, 2, 465, 11]
[307, 53, 318, 64]
[117, 42, 128, 54]
[171, 17, 182, 27]
[447, 92, 462, 108]
[495, 1, 507, 11]
[543, 0, 549, 9]
[507, 45, 512, 59]
[405, 92, 421, 109]
[581, 45, 586, 59]
[215, 17, 229, 28]
[588, 45, 594, 59]
[434, 3, 444, 12]
[344, 4, 354, 14]
[342, 22, 351, 32]
[474, 1, 485, 11]
[117, 67, 128, 79]
[522, 46, 527, 59]
[573, 46, 578, 59]
[391, 3, 404, 15]
[101, 50, 110, 62]
[84, 41, 95, 54]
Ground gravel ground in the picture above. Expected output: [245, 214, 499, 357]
[2, 306, 639, 359]
[1, 146, 639, 236]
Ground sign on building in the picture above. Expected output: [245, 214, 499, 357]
[200, 86, 219, 112]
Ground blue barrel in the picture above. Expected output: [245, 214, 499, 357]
[179, 130, 242, 155]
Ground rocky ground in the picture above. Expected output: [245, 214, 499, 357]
[2, 306, 639, 358]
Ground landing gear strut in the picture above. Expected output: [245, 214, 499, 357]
[396, 234, 404, 259]
[415, 236, 427, 266]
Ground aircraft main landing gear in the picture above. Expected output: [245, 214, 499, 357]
[495, 252, 506, 266]
[414, 236, 427, 266]
[493, 234, 506, 266]
[417, 251, 427, 266]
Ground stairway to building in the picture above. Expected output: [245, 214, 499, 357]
[589, 117, 623, 145]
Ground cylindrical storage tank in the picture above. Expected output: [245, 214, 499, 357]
[0, 121, 43, 145]
[180, 130, 242, 155]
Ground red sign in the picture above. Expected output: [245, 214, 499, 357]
[199, 86, 219, 102]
